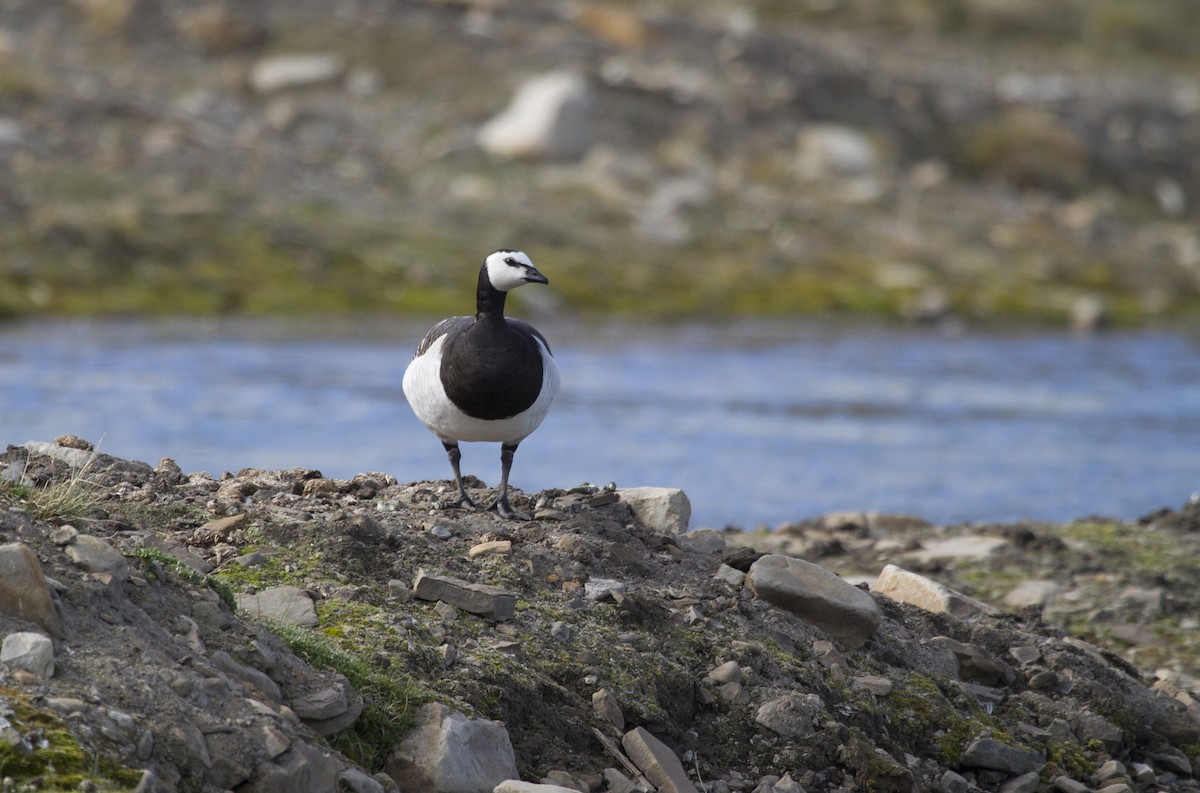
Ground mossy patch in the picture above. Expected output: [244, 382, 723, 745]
[0, 688, 143, 792]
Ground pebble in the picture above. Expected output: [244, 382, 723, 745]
[584, 577, 626, 602]
[469, 540, 513, 559]
[0, 541, 63, 637]
[747, 554, 882, 649]
[621, 727, 698, 793]
[1, 631, 55, 679]
[249, 53, 346, 93]
[476, 71, 593, 160]
[872, 564, 996, 618]
[706, 660, 742, 685]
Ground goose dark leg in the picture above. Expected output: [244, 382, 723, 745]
[442, 441, 480, 510]
[489, 442, 529, 520]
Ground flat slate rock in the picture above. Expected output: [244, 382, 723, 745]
[747, 554, 882, 649]
[413, 571, 517, 621]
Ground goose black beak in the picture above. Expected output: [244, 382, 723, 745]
[523, 266, 549, 285]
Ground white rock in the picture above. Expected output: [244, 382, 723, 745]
[494, 782, 579, 793]
[714, 564, 745, 587]
[1, 631, 54, 679]
[617, 487, 692, 533]
[249, 53, 346, 93]
[872, 564, 996, 618]
[795, 123, 878, 179]
[387, 703, 518, 793]
[477, 71, 592, 160]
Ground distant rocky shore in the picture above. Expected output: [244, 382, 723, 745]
[1, 437, 1198, 793]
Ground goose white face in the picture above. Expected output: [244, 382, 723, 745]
[485, 250, 546, 292]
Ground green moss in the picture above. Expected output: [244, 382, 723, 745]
[265, 619, 424, 772]
[0, 688, 143, 791]
[132, 547, 238, 611]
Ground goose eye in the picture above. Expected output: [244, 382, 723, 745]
[504, 257, 518, 266]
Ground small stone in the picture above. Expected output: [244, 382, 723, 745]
[387, 703, 518, 793]
[1052, 777, 1089, 793]
[1096, 759, 1126, 781]
[617, 487, 692, 533]
[706, 661, 742, 685]
[961, 737, 1042, 774]
[755, 692, 823, 739]
[65, 534, 130, 584]
[1, 631, 54, 679]
[1004, 579, 1060, 609]
[235, 586, 318, 627]
[940, 769, 969, 793]
[50, 525, 78, 545]
[429, 524, 454, 540]
[1095, 784, 1132, 793]
[998, 771, 1041, 793]
[584, 578, 626, 602]
[602, 768, 639, 793]
[413, 571, 517, 621]
[550, 621, 571, 642]
[853, 675, 893, 696]
[494, 782, 579, 793]
[469, 540, 513, 559]
[872, 564, 996, 618]
[714, 564, 745, 587]
[592, 688, 624, 731]
[1009, 645, 1042, 666]
[0, 542, 63, 637]
[747, 554, 882, 649]
[717, 682, 749, 704]
[435, 600, 459, 623]
[477, 71, 593, 160]
[621, 727, 699, 793]
[675, 529, 725, 555]
[193, 513, 247, 544]
[249, 53, 346, 93]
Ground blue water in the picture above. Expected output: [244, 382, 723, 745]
[1, 318, 1198, 529]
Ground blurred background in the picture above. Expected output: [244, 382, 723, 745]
[1, 0, 1198, 528]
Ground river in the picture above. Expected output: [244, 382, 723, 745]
[2, 318, 1198, 529]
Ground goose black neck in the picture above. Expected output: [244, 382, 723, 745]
[475, 265, 507, 319]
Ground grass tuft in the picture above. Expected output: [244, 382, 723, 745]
[263, 619, 424, 771]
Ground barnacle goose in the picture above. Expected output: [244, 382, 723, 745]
[402, 250, 559, 519]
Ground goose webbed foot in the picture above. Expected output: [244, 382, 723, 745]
[487, 492, 530, 521]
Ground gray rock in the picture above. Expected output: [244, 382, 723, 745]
[903, 535, 1010, 564]
[493, 782, 578, 793]
[714, 564, 745, 587]
[940, 769, 969, 793]
[1, 631, 54, 679]
[795, 124, 878, 179]
[242, 739, 340, 793]
[340, 767, 386, 793]
[675, 528, 725, 555]
[754, 692, 824, 739]
[592, 687, 624, 732]
[413, 571, 517, 621]
[706, 660, 742, 685]
[1004, 579, 1060, 609]
[1051, 777, 1089, 793]
[0, 542, 63, 637]
[291, 676, 364, 736]
[872, 564, 996, 618]
[927, 637, 1014, 686]
[747, 555, 882, 649]
[386, 703, 518, 793]
[617, 487, 692, 533]
[65, 534, 129, 584]
[477, 71, 592, 160]
[602, 768, 639, 793]
[249, 53, 346, 93]
[998, 771, 1041, 793]
[211, 650, 282, 707]
[853, 675, 893, 696]
[236, 586, 318, 627]
[960, 736, 1043, 774]
[621, 727, 698, 793]
[584, 577, 626, 602]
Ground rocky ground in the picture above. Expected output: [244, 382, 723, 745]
[1, 437, 1198, 793]
[1, 0, 1199, 324]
